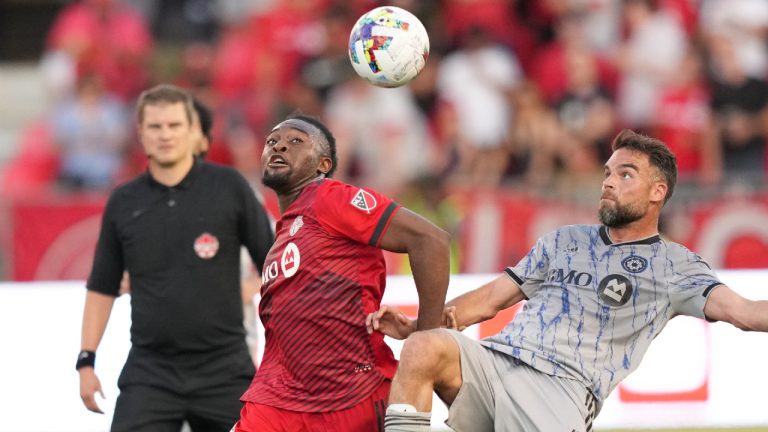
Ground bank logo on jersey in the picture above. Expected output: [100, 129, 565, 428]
[598, 274, 633, 307]
[193, 232, 219, 259]
[351, 189, 377, 214]
[546, 268, 593, 286]
[622, 255, 648, 273]
[290, 216, 304, 236]
[281, 242, 300, 278]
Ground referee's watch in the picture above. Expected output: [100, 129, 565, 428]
[75, 350, 96, 370]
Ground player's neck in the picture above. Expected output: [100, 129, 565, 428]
[605, 221, 659, 244]
[148, 156, 194, 187]
[277, 175, 324, 213]
[277, 192, 300, 214]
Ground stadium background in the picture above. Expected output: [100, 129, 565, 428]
[0, 0, 767, 431]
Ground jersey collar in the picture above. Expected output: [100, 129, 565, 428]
[599, 225, 661, 246]
[146, 158, 202, 190]
[175, 158, 202, 190]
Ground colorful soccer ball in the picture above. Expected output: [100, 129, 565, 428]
[348, 6, 430, 88]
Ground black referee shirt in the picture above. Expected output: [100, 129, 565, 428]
[87, 160, 274, 355]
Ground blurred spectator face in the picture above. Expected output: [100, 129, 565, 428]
[182, 43, 215, 87]
[324, 10, 353, 55]
[228, 125, 260, 174]
[722, 110, 754, 144]
[252, 48, 282, 88]
[76, 73, 105, 101]
[709, 36, 745, 84]
[674, 49, 702, 86]
[623, 0, 652, 32]
[514, 81, 544, 111]
[462, 26, 491, 51]
[556, 12, 589, 48]
[139, 102, 195, 167]
[565, 48, 598, 91]
[283, 0, 318, 15]
[85, 0, 115, 16]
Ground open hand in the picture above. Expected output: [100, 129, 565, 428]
[366, 305, 416, 340]
[79, 368, 105, 414]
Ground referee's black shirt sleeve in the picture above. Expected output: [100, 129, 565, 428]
[86, 191, 124, 296]
[235, 174, 273, 274]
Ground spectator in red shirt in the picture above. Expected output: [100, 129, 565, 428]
[653, 48, 721, 186]
[233, 115, 450, 431]
[530, 12, 617, 105]
[46, 0, 152, 101]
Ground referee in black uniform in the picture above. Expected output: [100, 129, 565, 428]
[77, 84, 274, 431]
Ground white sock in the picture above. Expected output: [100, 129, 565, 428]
[384, 404, 431, 432]
[387, 404, 418, 414]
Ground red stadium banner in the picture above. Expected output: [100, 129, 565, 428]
[668, 195, 768, 269]
[4, 190, 768, 281]
[9, 194, 106, 281]
[458, 190, 768, 273]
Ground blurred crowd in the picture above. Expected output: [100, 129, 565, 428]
[2, 0, 768, 208]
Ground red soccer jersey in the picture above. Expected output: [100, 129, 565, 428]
[241, 179, 401, 412]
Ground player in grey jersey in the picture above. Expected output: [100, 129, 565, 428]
[369, 129, 768, 432]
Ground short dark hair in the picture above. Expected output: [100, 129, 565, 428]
[611, 129, 677, 205]
[192, 97, 213, 142]
[287, 114, 338, 178]
[136, 84, 194, 125]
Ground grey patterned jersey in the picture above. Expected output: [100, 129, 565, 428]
[481, 224, 723, 411]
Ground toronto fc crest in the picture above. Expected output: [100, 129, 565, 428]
[290, 216, 304, 236]
[194, 232, 219, 259]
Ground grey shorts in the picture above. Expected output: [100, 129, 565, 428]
[441, 329, 596, 432]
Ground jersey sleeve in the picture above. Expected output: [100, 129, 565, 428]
[506, 232, 554, 299]
[313, 181, 400, 247]
[86, 192, 124, 296]
[668, 248, 723, 319]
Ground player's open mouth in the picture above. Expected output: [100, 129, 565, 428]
[268, 155, 288, 167]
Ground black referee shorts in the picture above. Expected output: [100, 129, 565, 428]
[111, 346, 255, 432]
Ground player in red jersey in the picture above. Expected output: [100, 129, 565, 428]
[232, 115, 451, 432]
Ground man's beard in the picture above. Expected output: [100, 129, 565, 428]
[598, 200, 644, 228]
[262, 169, 292, 192]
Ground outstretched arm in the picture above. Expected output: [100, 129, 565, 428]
[704, 285, 768, 331]
[367, 274, 524, 338]
[445, 273, 526, 330]
[378, 207, 450, 331]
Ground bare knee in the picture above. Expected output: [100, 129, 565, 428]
[398, 329, 458, 378]
[389, 330, 462, 410]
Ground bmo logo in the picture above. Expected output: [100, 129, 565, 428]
[281, 242, 300, 277]
[264, 242, 301, 283]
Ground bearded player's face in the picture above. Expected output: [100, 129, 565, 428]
[598, 148, 655, 228]
[262, 123, 324, 192]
